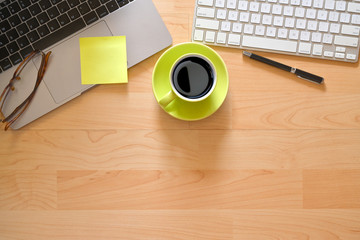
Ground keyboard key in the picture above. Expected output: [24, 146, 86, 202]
[347, 2, 360, 13]
[0, 46, 9, 60]
[78, 2, 91, 15]
[20, 45, 34, 58]
[51, 0, 62, 4]
[341, 25, 360, 36]
[193, 29, 204, 41]
[57, 13, 70, 26]
[0, 58, 12, 71]
[0, 20, 11, 33]
[6, 29, 19, 41]
[27, 30, 40, 42]
[106, 0, 119, 13]
[37, 12, 50, 25]
[197, 7, 215, 18]
[216, 32, 226, 43]
[39, 0, 52, 10]
[89, 0, 101, 9]
[19, 9, 32, 22]
[0, 7, 11, 20]
[68, 0, 81, 8]
[9, 15, 21, 27]
[83, 11, 98, 25]
[8, 2, 21, 14]
[228, 34, 241, 46]
[57, 1, 70, 13]
[37, 25, 50, 37]
[19, 0, 32, 8]
[10, 52, 22, 65]
[334, 35, 359, 47]
[0, 34, 9, 47]
[242, 35, 298, 52]
[324, 51, 334, 57]
[17, 36, 30, 48]
[205, 31, 215, 42]
[68, 8, 81, 20]
[27, 17, 40, 30]
[346, 53, 356, 60]
[198, 0, 213, 7]
[117, 0, 129, 8]
[195, 18, 219, 30]
[29, 4, 41, 16]
[33, 18, 86, 50]
[47, 19, 60, 31]
[96, 6, 109, 18]
[47, 6, 60, 19]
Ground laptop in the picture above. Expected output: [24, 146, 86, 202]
[0, 0, 172, 129]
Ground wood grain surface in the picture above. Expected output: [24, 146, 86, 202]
[1, 0, 360, 239]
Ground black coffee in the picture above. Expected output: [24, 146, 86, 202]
[172, 56, 214, 99]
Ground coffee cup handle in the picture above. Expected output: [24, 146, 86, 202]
[159, 90, 177, 107]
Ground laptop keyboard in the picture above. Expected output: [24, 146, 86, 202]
[0, 0, 135, 73]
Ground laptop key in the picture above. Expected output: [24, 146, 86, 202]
[29, 3, 42, 16]
[33, 17, 86, 50]
[57, 13, 70, 26]
[27, 17, 40, 30]
[7, 42, 19, 54]
[20, 45, 34, 58]
[37, 12, 50, 25]
[6, 29, 19, 41]
[68, 8, 80, 21]
[106, 0, 119, 13]
[47, 6, 60, 19]
[51, 0, 62, 4]
[17, 23, 30, 35]
[117, 0, 129, 8]
[0, 46, 9, 60]
[57, 1, 70, 14]
[9, 15, 21, 27]
[88, 0, 101, 9]
[0, 34, 9, 47]
[96, 5, 109, 18]
[19, 0, 32, 9]
[19, 9, 32, 22]
[37, 25, 50, 37]
[68, 0, 81, 8]
[8, 2, 21, 14]
[0, 58, 12, 71]
[47, 19, 60, 31]
[78, 2, 91, 15]
[0, 7, 11, 20]
[39, 0, 52, 10]
[27, 30, 40, 42]
[83, 11, 98, 25]
[17, 36, 30, 49]
[0, 20, 11, 33]
[10, 53, 22, 65]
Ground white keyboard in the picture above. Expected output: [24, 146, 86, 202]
[192, 0, 360, 62]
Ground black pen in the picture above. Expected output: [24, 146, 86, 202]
[243, 51, 324, 84]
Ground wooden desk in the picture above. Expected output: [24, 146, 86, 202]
[1, 0, 360, 239]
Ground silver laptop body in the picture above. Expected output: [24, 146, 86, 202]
[0, 0, 172, 129]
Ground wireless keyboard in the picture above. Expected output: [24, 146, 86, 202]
[192, 0, 360, 62]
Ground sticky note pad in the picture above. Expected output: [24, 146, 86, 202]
[79, 36, 128, 84]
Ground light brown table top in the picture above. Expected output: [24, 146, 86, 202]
[1, 0, 360, 239]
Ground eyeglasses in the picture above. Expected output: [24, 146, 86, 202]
[0, 50, 52, 131]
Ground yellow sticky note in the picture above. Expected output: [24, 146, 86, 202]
[79, 36, 128, 84]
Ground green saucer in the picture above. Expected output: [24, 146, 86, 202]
[152, 42, 229, 121]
